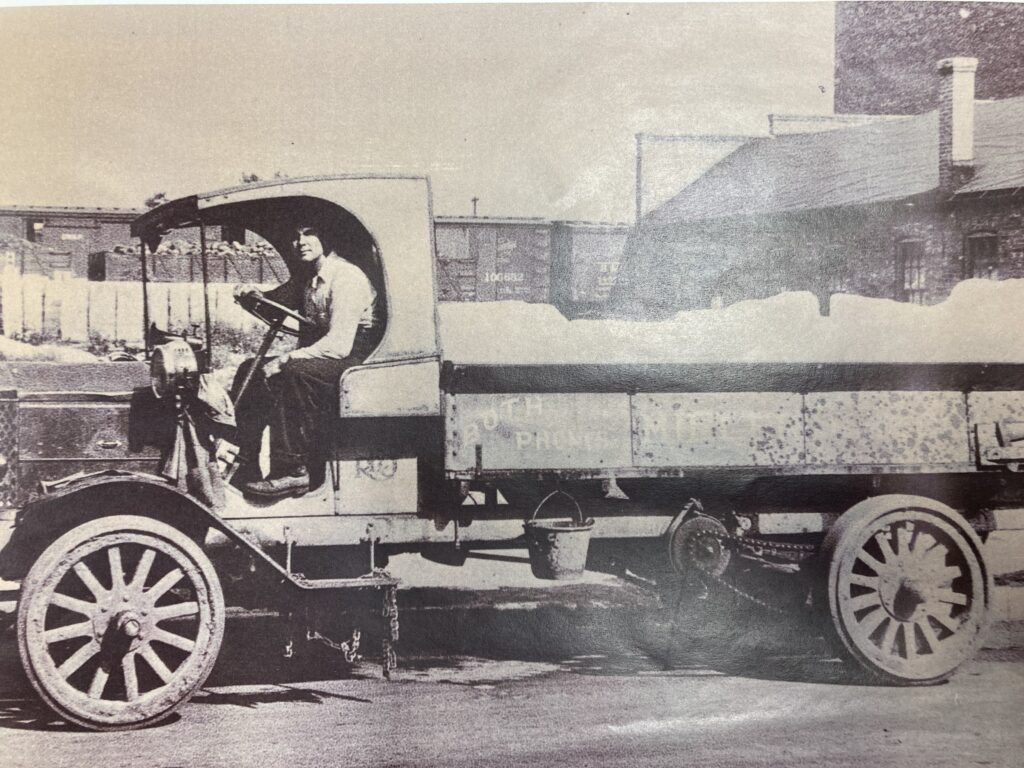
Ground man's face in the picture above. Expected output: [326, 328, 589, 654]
[291, 226, 325, 264]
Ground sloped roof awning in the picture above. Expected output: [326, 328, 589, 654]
[645, 113, 938, 226]
[956, 96, 1024, 194]
[644, 95, 1024, 226]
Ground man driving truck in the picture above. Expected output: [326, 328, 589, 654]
[232, 223, 381, 499]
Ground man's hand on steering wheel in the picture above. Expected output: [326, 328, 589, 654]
[233, 287, 314, 337]
[229, 287, 313, 411]
[233, 283, 263, 302]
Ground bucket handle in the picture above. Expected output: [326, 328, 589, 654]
[528, 489, 585, 526]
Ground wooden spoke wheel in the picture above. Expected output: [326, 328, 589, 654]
[17, 516, 224, 730]
[821, 495, 991, 685]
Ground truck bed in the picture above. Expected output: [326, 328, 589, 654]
[442, 361, 1024, 478]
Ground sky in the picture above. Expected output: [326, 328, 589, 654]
[0, 3, 835, 222]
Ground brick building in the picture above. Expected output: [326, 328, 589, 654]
[615, 58, 1024, 317]
[0, 206, 141, 276]
[0, 205, 257, 278]
[835, 2, 1024, 115]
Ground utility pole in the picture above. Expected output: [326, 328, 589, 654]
[635, 133, 644, 228]
[471, 197, 479, 217]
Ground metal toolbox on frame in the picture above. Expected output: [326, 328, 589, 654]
[5, 362, 163, 497]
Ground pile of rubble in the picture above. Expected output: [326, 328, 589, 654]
[109, 239, 281, 260]
[104, 239, 285, 283]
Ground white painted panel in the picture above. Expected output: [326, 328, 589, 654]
[114, 282, 145, 342]
[805, 391, 968, 466]
[336, 458, 418, 515]
[20, 275, 46, 335]
[634, 392, 804, 467]
[340, 359, 440, 417]
[447, 393, 632, 471]
[757, 513, 826, 535]
[88, 282, 117, 339]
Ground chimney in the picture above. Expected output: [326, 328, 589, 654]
[937, 57, 978, 193]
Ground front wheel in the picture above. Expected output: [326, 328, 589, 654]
[820, 495, 991, 685]
[17, 515, 225, 729]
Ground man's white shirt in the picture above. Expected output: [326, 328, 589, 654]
[288, 255, 377, 360]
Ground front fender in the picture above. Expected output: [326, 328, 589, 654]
[0, 469, 273, 582]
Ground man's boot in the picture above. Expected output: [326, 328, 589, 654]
[242, 466, 310, 499]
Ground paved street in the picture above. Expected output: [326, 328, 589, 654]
[1, 595, 1022, 768]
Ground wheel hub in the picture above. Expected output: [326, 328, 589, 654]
[686, 533, 721, 568]
[90, 593, 150, 646]
[879, 577, 927, 622]
[669, 515, 731, 578]
[116, 612, 143, 639]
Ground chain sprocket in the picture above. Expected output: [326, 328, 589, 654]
[670, 503, 820, 615]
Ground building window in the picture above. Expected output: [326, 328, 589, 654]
[896, 239, 926, 304]
[87, 253, 107, 282]
[26, 219, 44, 243]
[966, 233, 1000, 280]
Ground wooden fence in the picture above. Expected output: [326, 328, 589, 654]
[0, 266, 271, 342]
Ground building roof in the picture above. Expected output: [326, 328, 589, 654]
[0, 204, 144, 218]
[958, 96, 1024, 193]
[434, 215, 550, 226]
[646, 95, 1024, 226]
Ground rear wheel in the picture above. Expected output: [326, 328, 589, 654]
[17, 515, 224, 729]
[820, 495, 990, 684]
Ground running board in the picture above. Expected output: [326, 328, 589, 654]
[291, 574, 398, 590]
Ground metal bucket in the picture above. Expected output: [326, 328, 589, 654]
[523, 490, 595, 580]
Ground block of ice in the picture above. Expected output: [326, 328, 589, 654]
[438, 280, 1024, 364]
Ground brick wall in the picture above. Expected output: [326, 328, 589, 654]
[0, 211, 139, 269]
[835, 2, 1024, 115]
[619, 195, 1024, 316]
[0, 214, 24, 241]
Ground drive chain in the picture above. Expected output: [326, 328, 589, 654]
[690, 528, 819, 615]
[716, 530, 820, 555]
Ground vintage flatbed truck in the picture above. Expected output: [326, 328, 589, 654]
[0, 175, 1015, 729]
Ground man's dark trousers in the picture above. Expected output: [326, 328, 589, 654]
[231, 356, 355, 477]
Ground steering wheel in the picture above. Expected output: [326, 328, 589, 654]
[235, 292, 314, 337]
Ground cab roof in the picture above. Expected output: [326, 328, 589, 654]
[131, 174, 429, 249]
